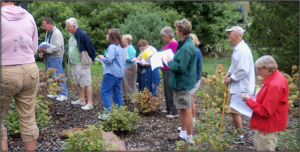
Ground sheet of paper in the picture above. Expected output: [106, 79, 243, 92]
[38, 42, 53, 49]
[150, 52, 163, 71]
[230, 93, 256, 117]
[94, 58, 105, 69]
[135, 58, 146, 64]
[160, 49, 174, 67]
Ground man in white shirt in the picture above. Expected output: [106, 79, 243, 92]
[223, 26, 255, 144]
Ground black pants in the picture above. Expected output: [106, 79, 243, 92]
[162, 69, 178, 115]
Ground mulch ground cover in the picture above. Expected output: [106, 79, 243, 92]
[6, 83, 264, 151]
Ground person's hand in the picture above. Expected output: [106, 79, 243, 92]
[131, 58, 137, 62]
[99, 55, 104, 60]
[242, 93, 250, 102]
[39, 48, 45, 53]
[223, 77, 232, 85]
[39, 52, 44, 58]
[165, 57, 172, 63]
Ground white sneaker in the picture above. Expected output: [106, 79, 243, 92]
[71, 99, 86, 105]
[81, 104, 93, 110]
[177, 127, 181, 131]
[47, 94, 58, 98]
[56, 95, 68, 102]
[98, 114, 110, 120]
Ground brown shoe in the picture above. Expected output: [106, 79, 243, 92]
[168, 135, 185, 142]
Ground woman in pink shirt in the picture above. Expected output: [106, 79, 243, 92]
[1, 1, 39, 151]
[160, 27, 179, 118]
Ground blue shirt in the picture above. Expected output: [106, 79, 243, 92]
[102, 44, 127, 78]
[125, 44, 137, 66]
[195, 46, 202, 82]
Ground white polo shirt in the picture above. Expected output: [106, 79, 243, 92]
[228, 40, 255, 95]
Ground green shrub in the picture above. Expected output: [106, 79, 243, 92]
[98, 104, 141, 132]
[277, 117, 299, 151]
[197, 64, 228, 113]
[63, 125, 117, 151]
[3, 98, 52, 134]
[175, 108, 233, 151]
[129, 88, 162, 114]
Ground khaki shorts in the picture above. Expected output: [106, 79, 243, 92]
[71, 64, 92, 87]
[1, 63, 39, 142]
[172, 89, 191, 109]
[190, 80, 201, 95]
[227, 94, 241, 115]
[254, 130, 279, 151]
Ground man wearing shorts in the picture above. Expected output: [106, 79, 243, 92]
[223, 26, 255, 144]
[65, 17, 95, 111]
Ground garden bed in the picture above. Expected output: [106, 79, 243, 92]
[5, 79, 299, 151]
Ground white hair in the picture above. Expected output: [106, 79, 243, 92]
[65, 17, 78, 28]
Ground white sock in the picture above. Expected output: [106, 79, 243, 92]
[193, 117, 196, 122]
[238, 134, 244, 139]
[186, 134, 193, 143]
[179, 130, 187, 138]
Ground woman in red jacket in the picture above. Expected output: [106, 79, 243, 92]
[242, 55, 289, 151]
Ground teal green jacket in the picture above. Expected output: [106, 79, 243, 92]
[168, 36, 196, 91]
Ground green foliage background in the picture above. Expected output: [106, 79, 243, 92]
[248, 1, 299, 74]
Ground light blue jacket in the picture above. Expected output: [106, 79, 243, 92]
[102, 44, 127, 78]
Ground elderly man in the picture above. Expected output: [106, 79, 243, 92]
[39, 17, 68, 102]
[65, 17, 95, 110]
[223, 26, 255, 144]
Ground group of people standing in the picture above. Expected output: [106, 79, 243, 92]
[1, 1, 289, 151]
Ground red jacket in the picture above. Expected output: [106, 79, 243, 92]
[246, 71, 289, 135]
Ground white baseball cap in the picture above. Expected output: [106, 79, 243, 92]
[225, 26, 246, 36]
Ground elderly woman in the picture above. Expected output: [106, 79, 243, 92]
[121, 34, 137, 101]
[98, 29, 127, 120]
[160, 27, 179, 118]
[242, 55, 289, 151]
[131, 39, 160, 97]
[166, 19, 196, 144]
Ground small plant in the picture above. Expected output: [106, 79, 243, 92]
[3, 98, 52, 134]
[38, 68, 65, 96]
[129, 88, 162, 114]
[63, 125, 117, 151]
[277, 117, 299, 151]
[98, 104, 141, 132]
[175, 108, 233, 151]
[197, 64, 228, 113]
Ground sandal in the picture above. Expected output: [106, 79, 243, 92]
[166, 114, 179, 118]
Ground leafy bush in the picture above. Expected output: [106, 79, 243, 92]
[98, 104, 141, 132]
[3, 98, 52, 134]
[119, 10, 168, 55]
[175, 108, 234, 151]
[197, 64, 228, 113]
[129, 88, 162, 114]
[277, 117, 299, 151]
[38, 68, 65, 96]
[63, 125, 117, 151]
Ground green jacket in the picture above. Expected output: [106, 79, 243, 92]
[168, 36, 196, 91]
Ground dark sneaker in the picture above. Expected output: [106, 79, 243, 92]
[233, 138, 245, 144]
[168, 135, 185, 142]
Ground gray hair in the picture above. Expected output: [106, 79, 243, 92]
[255, 55, 278, 72]
[160, 27, 174, 39]
[65, 17, 78, 28]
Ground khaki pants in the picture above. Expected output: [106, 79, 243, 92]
[254, 130, 279, 151]
[1, 63, 39, 142]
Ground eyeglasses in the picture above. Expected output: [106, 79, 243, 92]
[180, 19, 183, 25]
